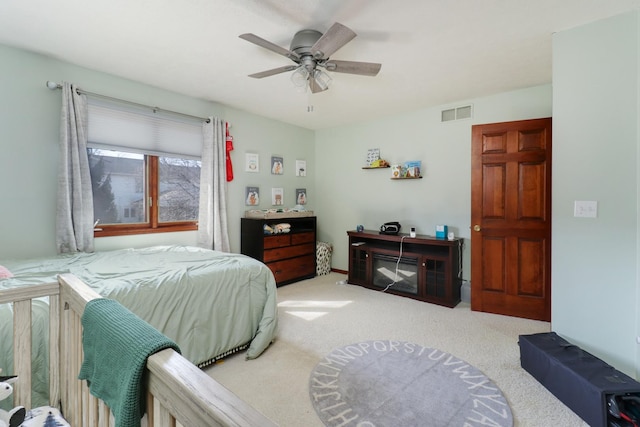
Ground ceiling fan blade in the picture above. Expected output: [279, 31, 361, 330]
[311, 22, 356, 59]
[248, 65, 298, 79]
[324, 60, 381, 76]
[239, 33, 300, 61]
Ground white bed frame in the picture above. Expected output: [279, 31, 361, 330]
[1, 273, 277, 427]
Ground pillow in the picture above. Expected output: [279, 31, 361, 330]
[0, 265, 12, 279]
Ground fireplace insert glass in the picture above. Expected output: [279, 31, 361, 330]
[372, 252, 418, 295]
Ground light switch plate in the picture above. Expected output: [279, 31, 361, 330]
[574, 200, 598, 218]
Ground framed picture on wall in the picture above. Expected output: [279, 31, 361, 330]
[366, 148, 380, 166]
[245, 153, 259, 172]
[271, 188, 284, 206]
[296, 160, 306, 177]
[245, 186, 260, 206]
[271, 156, 284, 175]
[296, 188, 307, 205]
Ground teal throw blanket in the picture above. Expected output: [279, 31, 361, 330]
[78, 298, 180, 427]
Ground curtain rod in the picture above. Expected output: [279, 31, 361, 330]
[45, 81, 211, 124]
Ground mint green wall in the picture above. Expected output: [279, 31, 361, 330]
[0, 44, 313, 258]
[0, 42, 550, 269]
[223, 107, 315, 253]
[314, 85, 552, 281]
[552, 11, 640, 376]
[0, 47, 60, 258]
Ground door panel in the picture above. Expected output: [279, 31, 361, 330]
[519, 163, 545, 219]
[518, 238, 545, 297]
[471, 118, 551, 321]
[482, 164, 506, 218]
[481, 237, 506, 292]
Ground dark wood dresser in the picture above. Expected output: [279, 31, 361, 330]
[241, 216, 316, 286]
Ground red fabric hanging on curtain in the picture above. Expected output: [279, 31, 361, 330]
[225, 122, 234, 182]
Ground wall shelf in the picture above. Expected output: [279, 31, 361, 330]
[391, 176, 423, 180]
[362, 166, 390, 169]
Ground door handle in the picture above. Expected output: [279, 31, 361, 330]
[473, 225, 481, 232]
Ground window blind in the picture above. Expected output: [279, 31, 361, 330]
[87, 97, 204, 158]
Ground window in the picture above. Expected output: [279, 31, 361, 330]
[158, 155, 201, 222]
[86, 97, 204, 237]
[89, 149, 201, 236]
[90, 149, 144, 226]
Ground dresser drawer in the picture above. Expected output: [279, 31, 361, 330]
[267, 254, 316, 284]
[291, 231, 315, 245]
[264, 234, 291, 249]
[263, 243, 315, 262]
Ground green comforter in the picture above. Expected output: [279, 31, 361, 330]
[0, 245, 278, 407]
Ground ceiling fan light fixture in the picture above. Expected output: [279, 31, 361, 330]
[313, 69, 332, 91]
[291, 66, 309, 89]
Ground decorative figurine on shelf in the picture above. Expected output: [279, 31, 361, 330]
[369, 158, 389, 168]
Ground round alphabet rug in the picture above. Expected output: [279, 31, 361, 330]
[309, 340, 513, 427]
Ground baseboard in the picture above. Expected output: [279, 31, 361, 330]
[331, 268, 347, 275]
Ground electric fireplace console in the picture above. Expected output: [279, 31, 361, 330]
[347, 230, 463, 307]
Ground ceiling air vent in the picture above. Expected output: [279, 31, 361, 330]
[441, 104, 473, 122]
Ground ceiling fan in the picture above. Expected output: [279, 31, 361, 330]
[239, 22, 381, 93]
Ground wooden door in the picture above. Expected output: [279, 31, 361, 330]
[470, 118, 551, 321]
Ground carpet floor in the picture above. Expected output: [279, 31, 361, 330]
[206, 272, 587, 427]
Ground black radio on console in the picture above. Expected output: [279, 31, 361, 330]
[379, 222, 401, 235]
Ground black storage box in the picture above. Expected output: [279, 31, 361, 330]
[519, 332, 640, 427]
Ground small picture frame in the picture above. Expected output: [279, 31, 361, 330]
[271, 188, 284, 206]
[296, 160, 307, 177]
[271, 156, 284, 175]
[296, 188, 307, 205]
[245, 186, 260, 206]
[366, 148, 380, 166]
[245, 153, 259, 173]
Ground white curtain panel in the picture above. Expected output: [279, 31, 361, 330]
[56, 82, 94, 253]
[197, 117, 231, 252]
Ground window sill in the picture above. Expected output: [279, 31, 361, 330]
[94, 223, 197, 238]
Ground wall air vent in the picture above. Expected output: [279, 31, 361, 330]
[441, 108, 456, 122]
[441, 104, 473, 122]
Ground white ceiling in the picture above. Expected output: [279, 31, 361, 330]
[1, 0, 639, 130]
